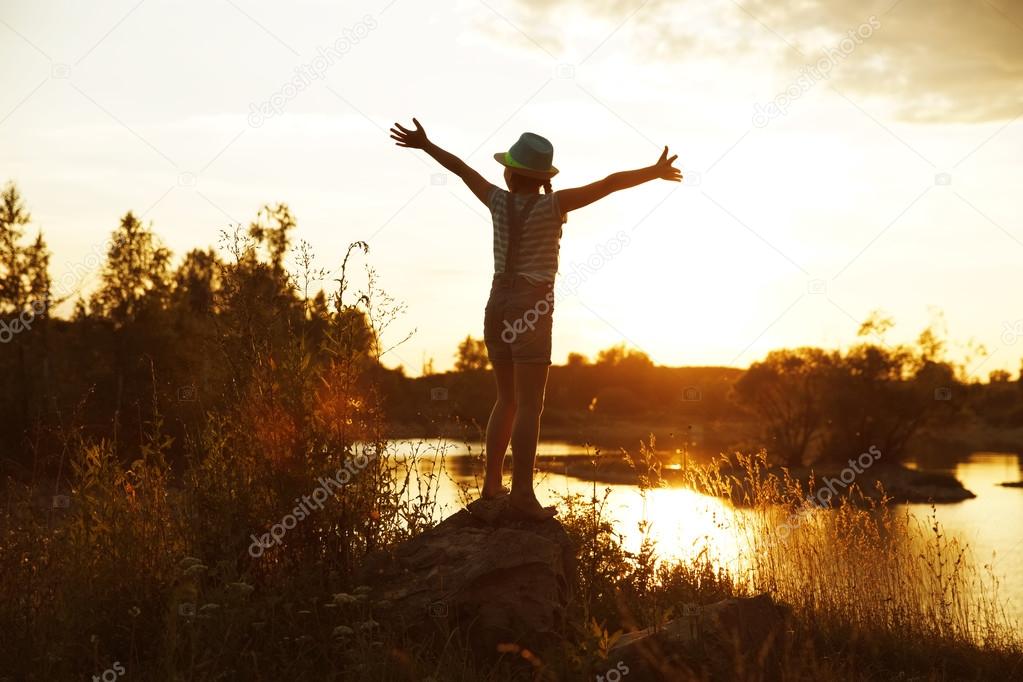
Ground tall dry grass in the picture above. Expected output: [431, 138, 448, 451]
[2, 230, 1021, 679]
[682, 451, 1021, 676]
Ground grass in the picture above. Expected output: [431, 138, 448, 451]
[4, 433, 1022, 680]
[2, 245, 1020, 680]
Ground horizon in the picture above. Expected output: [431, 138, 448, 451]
[2, 0, 1021, 376]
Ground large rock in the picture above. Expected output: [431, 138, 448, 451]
[361, 495, 575, 659]
[606, 594, 790, 681]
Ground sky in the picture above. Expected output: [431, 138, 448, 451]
[2, 0, 1022, 376]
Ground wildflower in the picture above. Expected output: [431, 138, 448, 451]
[333, 592, 357, 605]
[357, 619, 379, 632]
[128, 606, 141, 618]
[332, 625, 355, 638]
[353, 585, 372, 596]
[199, 603, 220, 615]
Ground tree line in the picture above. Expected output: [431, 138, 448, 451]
[2, 180, 1020, 478]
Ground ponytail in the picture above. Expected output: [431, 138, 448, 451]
[543, 179, 553, 194]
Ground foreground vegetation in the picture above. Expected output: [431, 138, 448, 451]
[1, 181, 1021, 679]
[3, 440, 1021, 680]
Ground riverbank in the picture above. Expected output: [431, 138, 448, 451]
[535, 453, 977, 504]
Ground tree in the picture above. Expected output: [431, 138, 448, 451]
[566, 352, 589, 367]
[90, 211, 171, 326]
[248, 203, 295, 275]
[819, 342, 958, 466]
[455, 335, 489, 372]
[0, 182, 50, 317]
[0, 182, 52, 448]
[733, 347, 834, 467]
[596, 344, 652, 368]
[172, 248, 220, 315]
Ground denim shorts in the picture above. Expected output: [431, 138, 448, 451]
[483, 273, 555, 365]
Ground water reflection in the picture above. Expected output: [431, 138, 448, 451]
[905, 452, 1023, 622]
[391, 440, 1022, 623]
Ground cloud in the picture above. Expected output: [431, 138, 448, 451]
[486, 0, 1023, 122]
[752, 0, 1023, 123]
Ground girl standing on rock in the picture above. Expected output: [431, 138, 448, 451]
[390, 118, 682, 520]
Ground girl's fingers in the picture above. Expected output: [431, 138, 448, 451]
[412, 117, 423, 130]
[394, 122, 411, 133]
[668, 155, 678, 163]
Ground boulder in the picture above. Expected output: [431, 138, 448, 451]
[361, 495, 575, 659]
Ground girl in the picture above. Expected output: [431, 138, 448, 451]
[390, 118, 681, 520]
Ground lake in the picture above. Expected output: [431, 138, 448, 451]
[386, 439, 1023, 625]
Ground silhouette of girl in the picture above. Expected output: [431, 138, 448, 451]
[391, 118, 681, 520]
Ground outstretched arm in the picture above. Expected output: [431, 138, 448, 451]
[390, 118, 494, 205]
[556, 146, 682, 214]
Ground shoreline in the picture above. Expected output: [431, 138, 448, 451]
[534, 454, 977, 504]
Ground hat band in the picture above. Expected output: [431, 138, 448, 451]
[504, 150, 545, 172]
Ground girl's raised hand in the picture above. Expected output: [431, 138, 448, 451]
[653, 146, 683, 182]
[390, 118, 429, 149]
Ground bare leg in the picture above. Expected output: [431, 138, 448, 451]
[509, 363, 556, 518]
[483, 362, 515, 497]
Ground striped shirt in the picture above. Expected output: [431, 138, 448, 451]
[488, 186, 567, 284]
